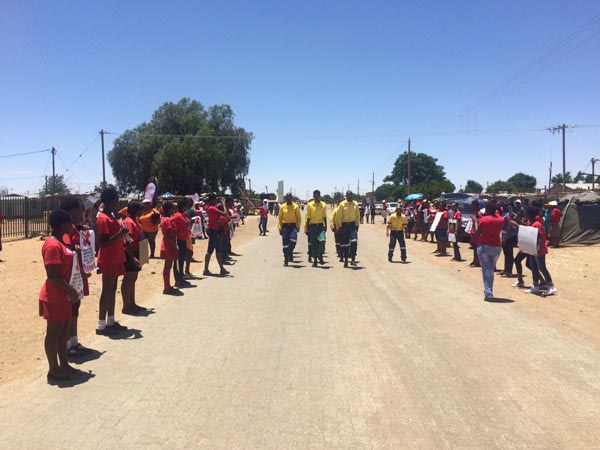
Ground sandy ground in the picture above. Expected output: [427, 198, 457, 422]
[0, 214, 598, 448]
[0, 217, 259, 385]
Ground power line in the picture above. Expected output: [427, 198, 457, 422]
[0, 148, 51, 159]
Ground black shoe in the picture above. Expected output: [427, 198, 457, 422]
[121, 307, 138, 316]
[163, 287, 183, 296]
[133, 304, 148, 312]
[312, 261, 318, 267]
[351, 259, 357, 266]
[319, 258, 325, 265]
[388, 257, 393, 262]
[68, 347, 86, 358]
[344, 260, 349, 268]
[73, 343, 93, 354]
[220, 268, 230, 276]
[175, 280, 192, 287]
[107, 322, 127, 331]
[96, 327, 118, 336]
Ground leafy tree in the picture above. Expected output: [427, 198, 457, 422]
[0, 185, 8, 196]
[374, 183, 407, 201]
[39, 175, 70, 196]
[108, 99, 252, 194]
[507, 172, 537, 193]
[551, 171, 573, 186]
[464, 180, 484, 194]
[384, 151, 447, 186]
[93, 182, 118, 193]
[574, 171, 598, 183]
[486, 180, 514, 194]
[332, 192, 344, 203]
[414, 180, 456, 199]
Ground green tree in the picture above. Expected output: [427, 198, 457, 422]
[464, 179, 484, 194]
[322, 194, 333, 204]
[414, 180, 456, 199]
[486, 180, 514, 194]
[332, 192, 344, 203]
[0, 185, 8, 196]
[39, 175, 70, 196]
[551, 171, 573, 186]
[374, 183, 407, 201]
[93, 182, 118, 193]
[507, 172, 537, 193]
[384, 151, 447, 186]
[108, 98, 253, 194]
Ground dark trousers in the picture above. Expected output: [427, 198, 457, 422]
[388, 230, 407, 261]
[174, 239, 186, 281]
[502, 236, 518, 274]
[334, 230, 341, 257]
[340, 222, 358, 260]
[308, 224, 325, 260]
[281, 223, 297, 260]
[221, 233, 231, 256]
[259, 218, 267, 235]
[146, 231, 157, 257]
[452, 241, 461, 260]
[514, 251, 529, 276]
[530, 255, 553, 287]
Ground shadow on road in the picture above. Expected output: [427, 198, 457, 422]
[485, 297, 515, 304]
[69, 348, 105, 365]
[47, 369, 96, 388]
[107, 328, 143, 340]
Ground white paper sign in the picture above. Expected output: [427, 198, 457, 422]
[429, 212, 443, 232]
[464, 219, 473, 234]
[448, 219, 457, 243]
[191, 217, 203, 237]
[79, 230, 97, 273]
[518, 225, 539, 256]
[69, 253, 85, 301]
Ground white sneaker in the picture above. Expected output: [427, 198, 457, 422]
[512, 281, 525, 288]
[543, 286, 557, 296]
[527, 286, 542, 295]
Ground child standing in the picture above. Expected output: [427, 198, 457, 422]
[122, 201, 145, 314]
[40, 209, 79, 381]
[172, 199, 192, 287]
[160, 201, 182, 295]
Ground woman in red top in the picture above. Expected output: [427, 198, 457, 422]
[122, 201, 145, 313]
[171, 199, 191, 287]
[203, 193, 230, 276]
[548, 204, 563, 248]
[476, 201, 505, 300]
[160, 201, 181, 296]
[96, 189, 128, 336]
[40, 209, 80, 381]
[60, 197, 92, 358]
[435, 201, 449, 256]
[526, 207, 557, 295]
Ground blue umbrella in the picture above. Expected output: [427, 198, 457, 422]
[405, 193, 424, 201]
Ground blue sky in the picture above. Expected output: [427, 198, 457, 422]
[1, 0, 600, 197]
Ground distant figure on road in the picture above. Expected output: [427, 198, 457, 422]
[278, 193, 301, 266]
[370, 202, 376, 224]
[335, 191, 360, 268]
[258, 203, 268, 236]
[476, 201, 504, 300]
[365, 204, 371, 224]
[330, 206, 342, 260]
[548, 201, 562, 248]
[381, 200, 388, 224]
[305, 190, 327, 267]
[386, 207, 407, 263]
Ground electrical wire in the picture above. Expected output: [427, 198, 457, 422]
[0, 148, 51, 159]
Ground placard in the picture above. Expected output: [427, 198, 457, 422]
[69, 253, 85, 301]
[448, 219, 457, 243]
[79, 230, 97, 273]
[464, 219, 473, 234]
[139, 238, 149, 265]
[429, 212, 443, 232]
[518, 225, 539, 256]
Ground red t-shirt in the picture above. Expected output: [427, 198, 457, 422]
[550, 208, 563, 224]
[453, 210, 462, 221]
[96, 212, 126, 268]
[124, 217, 141, 252]
[160, 216, 175, 239]
[206, 205, 220, 231]
[478, 215, 505, 247]
[428, 208, 437, 223]
[258, 206, 267, 219]
[172, 212, 190, 241]
[532, 220, 548, 256]
[39, 238, 75, 304]
[219, 214, 230, 234]
[438, 210, 449, 229]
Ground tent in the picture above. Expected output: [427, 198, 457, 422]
[558, 191, 600, 245]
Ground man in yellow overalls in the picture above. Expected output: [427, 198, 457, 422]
[278, 193, 301, 266]
[335, 191, 360, 268]
[304, 190, 327, 267]
[386, 206, 408, 262]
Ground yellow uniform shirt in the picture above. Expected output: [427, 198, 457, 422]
[335, 199, 360, 228]
[278, 202, 301, 231]
[330, 209, 338, 231]
[305, 200, 327, 226]
[387, 212, 407, 231]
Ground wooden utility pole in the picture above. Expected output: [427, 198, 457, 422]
[51, 147, 57, 195]
[548, 161, 552, 196]
[548, 124, 575, 192]
[407, 138, 412, 194]
[592, 158, 599, 192]
[371, 172, 375, 203]
[100, 129, 106, 185]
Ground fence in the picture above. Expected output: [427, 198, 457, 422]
[0, 195, 63, 240]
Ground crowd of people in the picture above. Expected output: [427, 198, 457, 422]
[38, 189, 244, 382]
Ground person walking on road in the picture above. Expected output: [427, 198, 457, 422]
[305, 190, 327, 267]
[258, 202, 268, 236]
[330, 206, 342, 260]
[335, 191, 360, 268]
[386, 207, 407, 262]
[476, 201, 505, 300]
[449, 202, 463, 261]
[203, 194, 230, 277]
[278, 193, 301, 266]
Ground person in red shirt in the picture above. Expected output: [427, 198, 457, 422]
[449, 202, 463, 261]
[122, 201, 144, 314]
[548, 203, 563, 248]
[526, 207, 557, 295]
[159, 201, 181, 296]
[59, 197, 92, 359]
[427, 202, 437, 243]
[203, 193, 230, 276]
[171, 199, 192, 287]
[476, 201, 505, 300]
[435, 201, 449, 256]
[258, 203, 268, 236]
[96, 189, 128, 336]
[40, 209, 80, 381]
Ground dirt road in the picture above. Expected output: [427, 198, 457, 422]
[1, 220, 599, 449]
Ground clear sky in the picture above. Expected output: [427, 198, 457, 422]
[1, 0, 600, 197]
